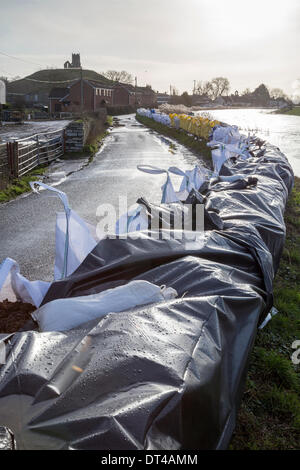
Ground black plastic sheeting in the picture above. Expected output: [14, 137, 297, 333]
[0, 139, 294, 450]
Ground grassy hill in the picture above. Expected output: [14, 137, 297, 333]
[7, 69, 113, 95]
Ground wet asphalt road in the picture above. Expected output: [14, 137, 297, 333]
[0, 114, 207, 282]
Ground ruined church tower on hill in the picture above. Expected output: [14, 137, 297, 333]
[64, 53, 81, 69]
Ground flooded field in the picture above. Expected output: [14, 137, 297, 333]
[0, 120, 70, 142]
[197, 108, 300, 177]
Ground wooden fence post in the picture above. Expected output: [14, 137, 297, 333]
[13, 142, 19, 178]
[6, 142, 17, 178]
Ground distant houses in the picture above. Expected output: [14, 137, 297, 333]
[191, 84, 290, 109]
[49, 80, 114, 114]
[156, 93, 170, 105]
[48, 80, 157, 114]
[191, 94, 211, 107]
[113, 84, 156, 108]
[4, 61, 291, 114]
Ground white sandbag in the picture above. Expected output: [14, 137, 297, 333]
[54, 209, 98, 280]
[30, 182, 98, 280]
[208, 141, 251, 175]
[0, 183, 99, 307]
[213, 146, 231, 175]
[0, 257, 50, 307]
[169, 165, 208, 193]
[212, 125, 241, 144]
[137, 165, 180, 203]
[32, 280, 178, 332]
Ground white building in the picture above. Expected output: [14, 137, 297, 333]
[0, 80, 6, 105]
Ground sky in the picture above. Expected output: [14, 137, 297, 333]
[1, 0, 300, 98]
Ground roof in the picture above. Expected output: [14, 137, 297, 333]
[114, 83, 155, 95]
[87, 80, 114, 89]
[49, 87, 70, 99]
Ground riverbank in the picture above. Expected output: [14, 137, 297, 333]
[274, 106, 300, 116]
[138, 113, 300, 449]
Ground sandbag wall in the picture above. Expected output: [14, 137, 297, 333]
[137, 107, 220, 139]
[0, 135, 294, 450]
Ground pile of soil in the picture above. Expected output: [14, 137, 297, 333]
[0, 300, 36, 334]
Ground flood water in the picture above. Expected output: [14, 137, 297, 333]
[0, 120, 70, 142]
[197, 108, 300, 177]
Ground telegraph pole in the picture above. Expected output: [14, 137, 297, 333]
[80, 66, 83, 114]
[135, 76, 137, 107]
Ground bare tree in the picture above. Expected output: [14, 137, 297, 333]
[210, 77, 230, 100]
[195, 80, 213, 96]
[102, 70, 133, 84]
[242, 88, 251, 96]
[270, 88, 288, 100]
[195, 77, 230, 99]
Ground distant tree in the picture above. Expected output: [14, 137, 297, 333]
[252, 84, 270, 105]
[195, 77, 230, 100]
[210, 77, 230, 100]
[242, 88, 251, 96]
[270, 88, 288, 100]
[102, 70, 133, 84]
[0, 76, 9, 84]
[181, 91, 192, 107]
[195, 80, 213, 96]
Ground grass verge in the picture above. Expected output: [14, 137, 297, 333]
[230, 177, 300, 450]
[275, 107, 300, 116]
[0, 166, 48, 203]
[136, 114, 212, 163]
[82, 115, 112, 158]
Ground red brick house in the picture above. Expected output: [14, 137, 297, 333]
[49, 79, 114, 114]
[113, 84, 136, 107]
[112, 84, 157, 108]
[139, 86, 157, 107]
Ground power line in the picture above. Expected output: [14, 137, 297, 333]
[23, 77, 80, 84]
[0, 51, 44, 67]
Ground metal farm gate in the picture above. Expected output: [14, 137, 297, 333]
[0, 129, 65, 186]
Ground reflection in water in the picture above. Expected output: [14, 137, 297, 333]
[196, 108, 300, 177]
